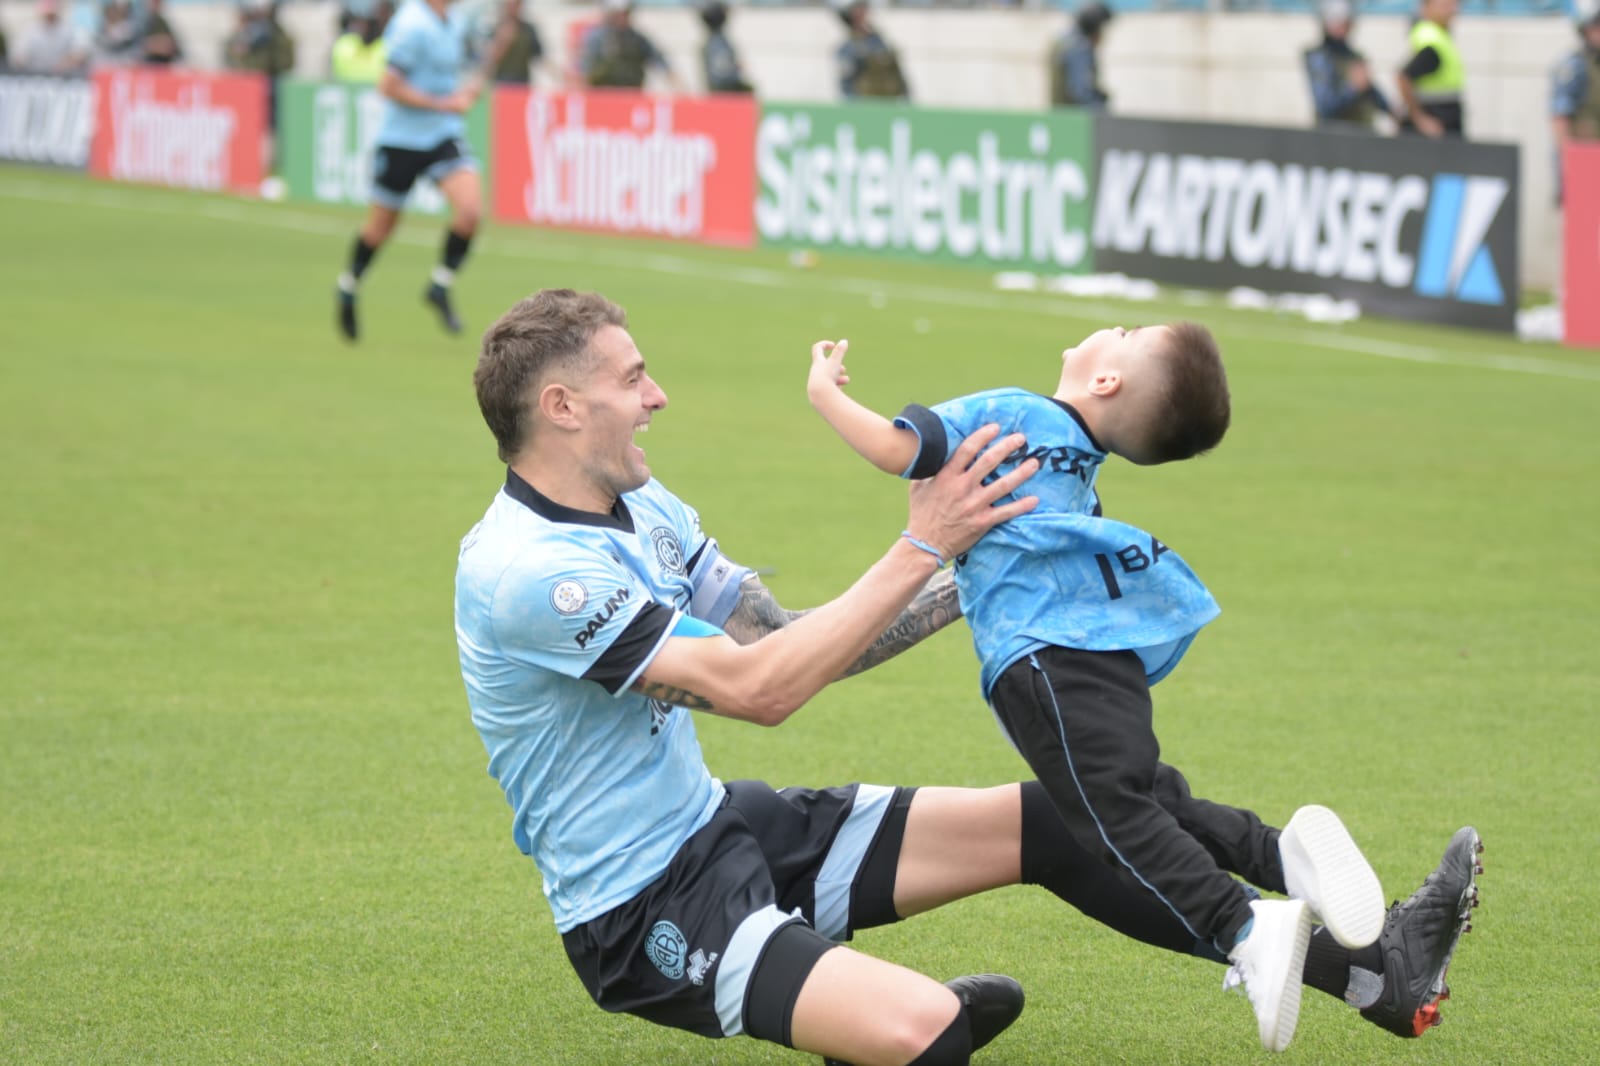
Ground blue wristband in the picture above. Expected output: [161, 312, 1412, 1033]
[900, 531, 947, 567]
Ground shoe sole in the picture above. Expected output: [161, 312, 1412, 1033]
[1281, 805, 1386, 949]
[1411, 829, 1482, 1035]
[1257, 899, 1312, 1052]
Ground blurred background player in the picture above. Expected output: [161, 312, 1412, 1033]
[837, 0, 909, 101]
[699, 1, 751, 94]
[1304, 0, 1393, 131]
[335, 0, 484, 342]
[1049, 1, 1112, 111]
[1551, 0, 1600, 202]
[580, 0, 681, 92]
[1397, 0, 1464, 138]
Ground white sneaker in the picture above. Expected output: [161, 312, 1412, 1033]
[1224, 898, 1312, 1052]
[1279, 804, 1385, 949]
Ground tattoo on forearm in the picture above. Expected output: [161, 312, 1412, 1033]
[721, 573, 808, 645]
[631, 680, 716, 710]
[842, 569, 963, 678]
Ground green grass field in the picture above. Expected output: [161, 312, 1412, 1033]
[2, 165, 1597, 1064]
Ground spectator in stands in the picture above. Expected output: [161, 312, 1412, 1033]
[1304, 0, 1391, 130]
[581, 0, 682, 92]
[1397, 0, 1464, 138]
[700, 1, 751, 94]
[330, 1, 390, 83]
[0, 25, 8, 71]
[92, 0, 143, 66]
[224, 0, 295, 79]
[15, 0, 90, 75]
[1049, 2, 1111, 111]
[140, 0, 185, 66]
[837, 0, 909, 101]
[1552, 4, 1600, 151]
[486, 0, 546, 85]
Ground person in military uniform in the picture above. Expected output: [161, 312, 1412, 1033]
[581, 0, 682, 92]
[699, 1, 751, 94]
[1396, 0, 1463, 138]
[485, 0, 545, 85]
[1304, 0, 1392, 130]
[1552, 0, 1600, 202]
[1050, 2, 1111, 111]
[836, 0, 908, 102]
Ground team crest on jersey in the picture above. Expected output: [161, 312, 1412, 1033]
[645, 920, 688, 980]
[550, 579, 588, 615]
[651, 527, 684, 575]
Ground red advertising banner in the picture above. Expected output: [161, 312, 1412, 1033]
[491, 88, 756, 247]
[89, 67, 266, 195]
[1563, 142, 1600, 348]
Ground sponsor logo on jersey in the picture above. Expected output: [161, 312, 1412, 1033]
[686, 947, 719, 986]
[651, 527, 685, 575]
[574, 587, 632, 648]
[550, 579, 589, 615]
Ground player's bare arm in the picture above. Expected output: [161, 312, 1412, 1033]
[630, 679, 716, 710]
[721, 565, 963, 678]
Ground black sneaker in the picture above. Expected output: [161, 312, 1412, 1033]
[822, 973, 1023, 1066]
[424, 282, 462, 335]
[1360, 827, 1482, 1038]
[337, 287, 358, 341]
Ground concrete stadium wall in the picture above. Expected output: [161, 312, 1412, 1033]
[0, 2, 1566, 289]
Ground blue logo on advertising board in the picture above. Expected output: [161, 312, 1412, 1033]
[1414, 174, 1508, 306]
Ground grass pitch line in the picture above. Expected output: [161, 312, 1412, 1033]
[3, 173, 1594, 383]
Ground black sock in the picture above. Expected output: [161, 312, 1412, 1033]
[442, 228, 472, 273]
[349, 236, 378, 281]
[1303, 927, 1384, 1006]
[906, 1007, 971, 1066]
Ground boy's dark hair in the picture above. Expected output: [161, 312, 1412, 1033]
[474, 289, 627, 462]
[1141, 321, 1230, 464]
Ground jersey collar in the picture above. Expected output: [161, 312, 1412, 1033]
[503, 468, 636, 532]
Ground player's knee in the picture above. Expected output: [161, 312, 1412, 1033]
[453, 204, 481, 233]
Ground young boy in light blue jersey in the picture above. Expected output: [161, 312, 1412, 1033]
[806, 323, 1388, 1053]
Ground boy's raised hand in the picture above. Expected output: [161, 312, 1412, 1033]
[807, 339, 852, 404]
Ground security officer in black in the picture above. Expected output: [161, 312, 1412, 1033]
[837, 0, 909, 101]
[700, 1, 751, 94]
[1050, 2, 1112, 110]
[1303, 0, 1393, 130]
[581, 0, 681, 92]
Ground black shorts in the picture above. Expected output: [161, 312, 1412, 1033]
[370, 138, 475, 208]
[561, 779, 913, 1043]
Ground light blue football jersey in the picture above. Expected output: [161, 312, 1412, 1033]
[375, 0, 469, 150]
[894, 389, 1221, 696]
[455, 471, 750, 932]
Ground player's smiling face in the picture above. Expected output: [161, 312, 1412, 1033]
[579, 324, 668, 500]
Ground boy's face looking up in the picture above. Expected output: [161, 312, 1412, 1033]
[1058, 324, 1172, 395]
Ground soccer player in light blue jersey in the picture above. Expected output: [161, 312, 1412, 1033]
[807, 325, 1394, 1052]
[336, 0, 483, 342]
[455, 290, 1482, 1064]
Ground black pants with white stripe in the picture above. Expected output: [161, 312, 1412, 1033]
[992, 645, 1282, 955]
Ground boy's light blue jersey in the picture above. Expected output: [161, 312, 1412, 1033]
[455, 471, 750, 932]
[894, 388, 1221, 696]
[376, 0, 469, 150]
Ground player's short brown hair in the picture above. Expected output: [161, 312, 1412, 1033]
[475, 289, 627, 462]
[1139, 321, 1230, 465]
